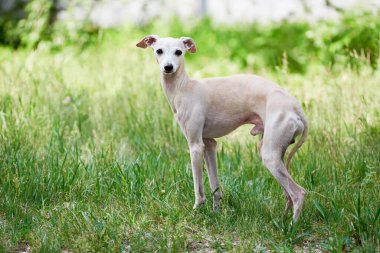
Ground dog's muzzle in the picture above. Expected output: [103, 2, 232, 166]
[164, 64, 174, 73]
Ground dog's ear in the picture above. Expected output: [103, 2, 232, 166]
[136, 35, 159, 48]
[181, 37, 196, 53]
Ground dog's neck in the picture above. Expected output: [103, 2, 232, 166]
[160, 64, 189, 113]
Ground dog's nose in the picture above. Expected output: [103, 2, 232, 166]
[164, 64, 173, 72]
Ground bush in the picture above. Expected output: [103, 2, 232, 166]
[0, 2, 379, 72]
[16, 0, 53, 48]
[158, 12, 380, 72]
[0, 0, 99, 49]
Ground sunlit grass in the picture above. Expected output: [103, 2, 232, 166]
[0, 34, 379, 251]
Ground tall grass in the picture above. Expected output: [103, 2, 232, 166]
[0, 25, 379, 251]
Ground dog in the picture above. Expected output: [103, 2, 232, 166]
[136, 35, 308, 222]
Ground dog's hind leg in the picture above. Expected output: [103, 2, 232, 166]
[261, 116, 306, 223]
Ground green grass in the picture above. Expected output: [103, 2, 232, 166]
[0, 30, 379, 252]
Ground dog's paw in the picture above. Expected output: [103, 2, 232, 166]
[213, 196, 221, 211]
[213, 201, 220, 211]
[292, 189, 306, 223]
[193, 199, 205, 209]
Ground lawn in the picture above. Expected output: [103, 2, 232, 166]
[0, 24, 379, 252]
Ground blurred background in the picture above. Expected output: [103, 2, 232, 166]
[1, 0, 380, 73]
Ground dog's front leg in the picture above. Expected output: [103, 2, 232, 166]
[189, 140, 206, 209]
[204, 138, 222, 210]
[176, 107, 206, 209]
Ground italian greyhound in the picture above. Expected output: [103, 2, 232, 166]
[136, 35, 308, 223]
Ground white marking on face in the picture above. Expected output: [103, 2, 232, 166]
[151, 38, 186, 75]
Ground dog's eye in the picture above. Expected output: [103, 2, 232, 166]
[156, 49, 163, 55]
[175, 50, 182, 56]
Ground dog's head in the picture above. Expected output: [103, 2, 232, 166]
[136, 35, 196, 75]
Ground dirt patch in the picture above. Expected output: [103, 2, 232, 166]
[14, 240, 30, 253]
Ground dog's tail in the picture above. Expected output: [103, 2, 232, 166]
[285, 112, 308, 171]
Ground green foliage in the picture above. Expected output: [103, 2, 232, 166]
[0, 0, 25, 47]
[1, 5, 380, 72]
[309, 13, 380, 70]
[49, 0, 100, 49]
[0, 29, 379, 251]
[154, 12, 380, 72]
[0, 0, 99, 49]
[16, 0, 53, 48]
[165, 18, 315, 73]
